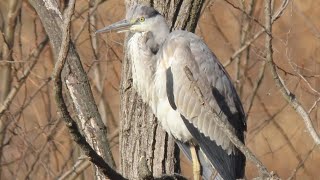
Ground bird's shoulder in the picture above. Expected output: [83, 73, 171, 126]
[160, 30, 213, 65]
[163, 30, 218, 65]
[163, 30, 204, 51]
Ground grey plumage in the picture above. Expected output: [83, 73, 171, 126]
[96, 4, 246, 180]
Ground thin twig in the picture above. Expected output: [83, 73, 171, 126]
[12, 77, 52, 117]
[0, 37, 49, 118]
[287, 144, 316, 180]
[234, 0, 256, 91]
[223, 0, 265, 30]
[224, 0, 290, 67]
[88, 0, 117, 131]
[246, 60, 266, 115]
[264, 0, 320, 146]
[74, 0, 106, 42]
[239, 0, 257, 95]
[58, 157, 91, 180]
[88, 0, 117, 171]
[287, 55, 320, 96]
[23, 119, 61, 179]
[308, 97, 320, 114]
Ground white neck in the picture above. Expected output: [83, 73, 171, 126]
[127, 33, 159, 111]
[150, 15, 169, 46]
[127, 16, 169, 112]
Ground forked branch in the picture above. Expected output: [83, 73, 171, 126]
[264, 0, 320, 145]
[51, 0, 125, 179]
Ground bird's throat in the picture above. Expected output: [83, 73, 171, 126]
[128, 33, 158, 111]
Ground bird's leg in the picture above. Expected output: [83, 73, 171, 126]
[190, 145, 201, 180]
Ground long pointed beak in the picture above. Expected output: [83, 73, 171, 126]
[95, 19, 134, 34]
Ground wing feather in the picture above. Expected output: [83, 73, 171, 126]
[164, 31, 246, 150]
[162, 31, 246, 179]
[181, 93, 191, 114]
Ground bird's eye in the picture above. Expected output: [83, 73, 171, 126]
[139, 17, 145, 22]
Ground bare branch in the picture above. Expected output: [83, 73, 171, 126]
[246, 61, 266, 115]
[58, 157, 91, 180]
[286, 53, 320, 96]
[0, 37, 49, 118]
[88, 0, 117, 135]
[308, 97, 320, 114]
[51, 0, 125, 179]
[223, 0, 265, 30]
[287, 144, 316, 180]
[12, 77, 52, 118]
[224, 0, 290, 67]
[23, 119, 61, 179]
[264, 0, 320, 145]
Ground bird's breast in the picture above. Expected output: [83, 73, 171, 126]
[156, 99, 193, 142]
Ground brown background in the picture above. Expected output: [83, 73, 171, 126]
[0, 0, 319, 179]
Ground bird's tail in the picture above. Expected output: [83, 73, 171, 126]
[177, 117, 246, 180]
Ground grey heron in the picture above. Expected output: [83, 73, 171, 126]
[96, 4, 246, 180]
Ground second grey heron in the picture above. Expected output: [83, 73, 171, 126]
[96, 4, 246, 180]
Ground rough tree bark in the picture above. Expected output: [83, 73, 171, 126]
[28, 1, 115, 179]
[120, 0, 205, 179]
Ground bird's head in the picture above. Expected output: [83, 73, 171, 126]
[95, 5, 165, 34]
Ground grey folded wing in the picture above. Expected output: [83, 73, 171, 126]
[163, 31, 246, 179]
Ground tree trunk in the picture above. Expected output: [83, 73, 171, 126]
[120, 0, 205, 179]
